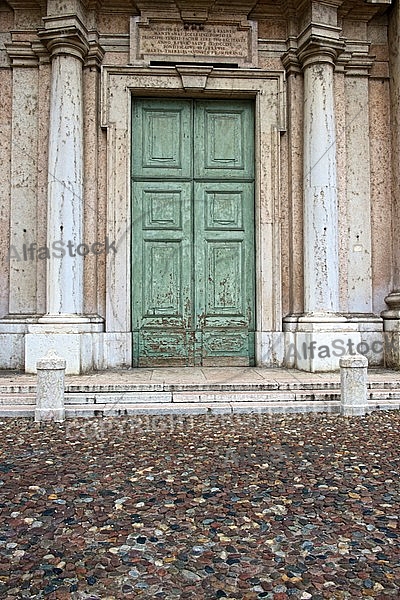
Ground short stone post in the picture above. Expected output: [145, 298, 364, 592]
[35, 350, 66, 422]
[340, 354, 368, 416]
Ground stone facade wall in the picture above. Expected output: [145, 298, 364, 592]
[0, 0, 398, 373]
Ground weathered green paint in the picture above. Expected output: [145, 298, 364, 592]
[132, 99, 255, 366]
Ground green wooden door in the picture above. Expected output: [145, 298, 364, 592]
[132, 99, 254, 366]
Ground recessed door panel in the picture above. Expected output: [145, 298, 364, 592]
[132, 99, 192, 179]
[195, 101, 254, 180]
[195, 181, 255, 364]
[132, 178, 192, 365]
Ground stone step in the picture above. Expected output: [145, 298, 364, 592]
[2, 380, 399, 395]
[0, 397, 400, 418]
[0, 382, 339, 393]
[1, 363, 399, 418]
[0, 389, 339, 406]
[1, 387, 400, 408]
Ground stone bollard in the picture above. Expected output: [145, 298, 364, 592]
[340, 354, 368, 417]
[35, 350, 66, 422]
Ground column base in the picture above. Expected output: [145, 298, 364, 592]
[25, 315, 104, 374]
[283, 313, 383, 372]
[0, 315, 34, 370]
[382, 292, 400, 369]
[0, 315, 134, 374]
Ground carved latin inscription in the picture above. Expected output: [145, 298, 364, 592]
[130, 17, 257, 67]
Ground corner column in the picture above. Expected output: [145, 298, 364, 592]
[0, 42, 40, 369]
[382, 0, 400, 368]
[42, 22, 87, 315]
[24, 18, 104, 374]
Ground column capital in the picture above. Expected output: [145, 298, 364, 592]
[38, 16, 89, 61]
[297, 23, 345, 68]
[298, 36, 345, 68]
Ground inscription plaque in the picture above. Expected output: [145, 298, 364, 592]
[130, 17, 258, 67]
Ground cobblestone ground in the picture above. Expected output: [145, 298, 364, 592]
[0, 411, 399, 600]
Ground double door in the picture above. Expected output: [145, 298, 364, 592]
[131, 98, 255, 366]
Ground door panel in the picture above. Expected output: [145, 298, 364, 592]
[132, 99, 254, 367]
[206, 242, 245, 315]
[194, 101, 254, 180]
[132, 179, 192, 365]
[194, 181, 255, 365]
[132, 99, 192, 179]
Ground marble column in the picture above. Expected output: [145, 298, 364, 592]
[382, 0, 400, 368]
[24, 19, 104, 374]
[301, 47, 340, 314]
[289, 38, 361, 371]
[0, 42, 39, 369]
[43, 30, 87, 315]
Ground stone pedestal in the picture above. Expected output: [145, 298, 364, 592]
[25, 314, 104, 374]
[340, 354, 368, 417]
[35, 350, 66, 422]
[284, 314, 361, 372]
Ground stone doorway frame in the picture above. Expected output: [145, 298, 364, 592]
[101, 65, 286, 367]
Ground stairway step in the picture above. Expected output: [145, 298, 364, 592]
[0, 398, 399, 418]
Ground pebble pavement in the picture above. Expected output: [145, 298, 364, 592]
[0, 411, 399, 599]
